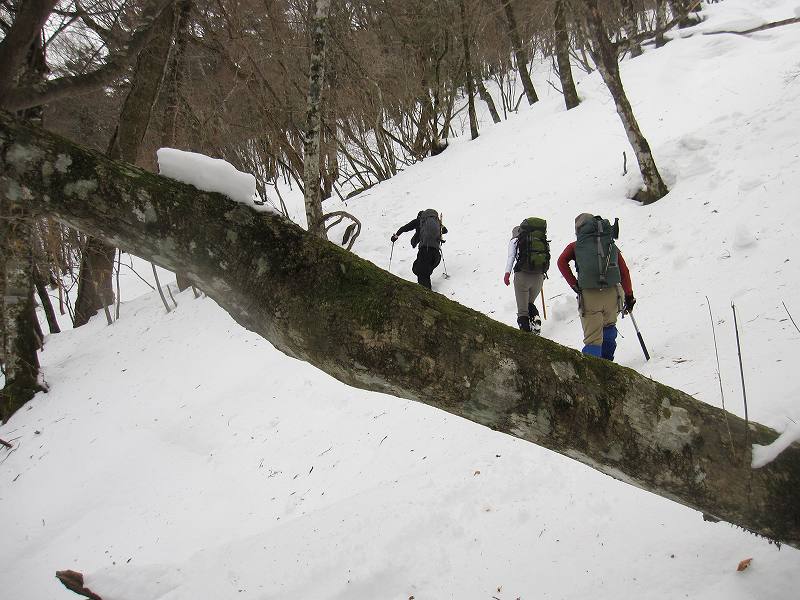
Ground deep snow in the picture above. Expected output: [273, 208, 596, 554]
[2, 1, 800, 598]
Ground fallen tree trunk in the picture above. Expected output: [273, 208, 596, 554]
[1, 111, 798, 547]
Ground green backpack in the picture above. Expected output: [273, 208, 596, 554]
[514, 217, 550, 274]
[575, 216, 621, 289]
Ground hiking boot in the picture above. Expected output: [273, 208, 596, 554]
[517, 315, 531, 332]
[531, 315, 542, 335]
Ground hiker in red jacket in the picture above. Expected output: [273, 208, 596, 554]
[557, 213, 635, 360]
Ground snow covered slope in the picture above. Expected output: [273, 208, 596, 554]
[2, 1, 800, 598]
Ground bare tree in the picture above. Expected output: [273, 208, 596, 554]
[497, 0, 539, 104]
[458, 0, 479, 139]
[303, 0, 332, 238]
[554, 0, 580, 110]
[578, 0, 669, 203]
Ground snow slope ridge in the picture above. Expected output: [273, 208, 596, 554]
[2, 1, 800, 598]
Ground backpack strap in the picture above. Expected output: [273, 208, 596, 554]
[595, 218, 607, 285]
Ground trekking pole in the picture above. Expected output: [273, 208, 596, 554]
[540, 285, 547, 320]
[440, 248, 450, 278]
[388, 240, 395, 273]
[627, 310, 650, 361]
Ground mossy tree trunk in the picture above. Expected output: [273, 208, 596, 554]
[1, 111, 799, 548]
[0, 30, 48, 421]
[0, 180, 43, 422]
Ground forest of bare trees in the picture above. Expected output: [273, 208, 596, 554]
[5, 0, 800, 555]
[1, 0, 699, 428]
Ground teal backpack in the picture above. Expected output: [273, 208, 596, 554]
[575, 216, 621, 289]
[514, 217, 550, 274]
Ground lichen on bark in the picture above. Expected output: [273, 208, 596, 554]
[1, 110, 799, 548]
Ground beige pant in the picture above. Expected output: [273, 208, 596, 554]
[513, 271, 544, 317]
[579, 286, 623, 346]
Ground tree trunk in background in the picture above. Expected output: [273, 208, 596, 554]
[554, 0, 580, 110]
[669, 0, 700, 28]
[322, 52, 339, 200]
[0, 0, 58, 106]
[303, 0, 332, 238]
[476, 78, 501, 123]
[3, 111, 799, 548]
[412, 84, 434, 158]
[73, 0, 179, 325]
[162, 0, 194, 292]
[33, 264, 60, 334]
[655, 0, 668, 47]
[582, 0, 669, 203]
[621, 0, 643, 57]
[499, 0, 538, 105]
[458, 0, 479, 139]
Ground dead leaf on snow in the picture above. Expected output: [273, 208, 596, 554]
[737, 558, 753, 572]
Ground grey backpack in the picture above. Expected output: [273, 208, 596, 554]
[418, 209, 442, 248]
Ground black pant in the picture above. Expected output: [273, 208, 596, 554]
[412, 246, 441, 289]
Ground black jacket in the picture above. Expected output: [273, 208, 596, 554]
[396, 217, 448, 248]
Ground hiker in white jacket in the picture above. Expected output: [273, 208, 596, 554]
[503, 219, 549, 334]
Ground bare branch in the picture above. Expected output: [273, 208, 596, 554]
[3, 0, 176, 112]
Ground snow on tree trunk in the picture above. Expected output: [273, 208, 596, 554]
[2, 111, 799, 547]
[582, 0, 669, 204]
[303, 0, 331, 239]
[554, 0, 580, 110]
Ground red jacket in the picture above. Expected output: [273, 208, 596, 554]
[557, 241, 633, 296]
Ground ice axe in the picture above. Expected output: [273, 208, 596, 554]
[388, 240, 395, 273]
[626, 310, 650, 361]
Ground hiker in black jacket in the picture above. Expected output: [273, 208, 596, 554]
[391, 209, 448, 289]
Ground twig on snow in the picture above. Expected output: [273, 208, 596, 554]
[706, 297, 735, 460]
[782, 301, 800, 334]
[704, 16, 800, 37]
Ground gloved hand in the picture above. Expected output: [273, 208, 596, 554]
[391, 234, 398, 243]
[503, 272, 511, 286]
[624, 294, 636, 313]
